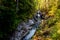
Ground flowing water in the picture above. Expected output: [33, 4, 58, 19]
[10, 11, 42, 40]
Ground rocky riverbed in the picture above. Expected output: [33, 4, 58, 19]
[10, 11, 42, 40]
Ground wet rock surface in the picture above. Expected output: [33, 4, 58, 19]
[10, 11, 42, 40]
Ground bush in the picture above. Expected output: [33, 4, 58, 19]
[0, 0, 36, 40]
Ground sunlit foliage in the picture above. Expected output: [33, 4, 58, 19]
[32, 0, 60, 40]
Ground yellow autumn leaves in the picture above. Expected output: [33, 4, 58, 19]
[35, 0, 59, 17]
[32, 0, 60, 40]
[55, 22, 60, 34]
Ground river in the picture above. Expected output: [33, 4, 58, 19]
[10, 11, 42, 40]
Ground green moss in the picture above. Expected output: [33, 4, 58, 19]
[0, 0, 36, 39]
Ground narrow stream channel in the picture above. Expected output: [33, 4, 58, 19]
[10, 11, 42, 40]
